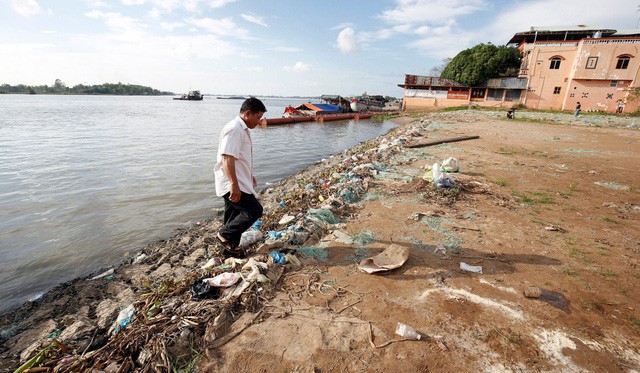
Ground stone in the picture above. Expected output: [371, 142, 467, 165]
[95, 299, 119, 329]
[10, 319, 57, 359]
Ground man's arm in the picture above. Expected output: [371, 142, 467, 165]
[222, 154, 241, 202]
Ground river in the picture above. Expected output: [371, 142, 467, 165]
[0, 94, 396, 314]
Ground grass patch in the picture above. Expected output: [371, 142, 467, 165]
[568, 247, 587, 259]
[599, 269, 618, 277]
[494, 178, 509, 187]
[603, 217, 619, 224]
[618, 285, 627, 295]
[630, 316, 640, 328]
[558, 183, 577, 197]
[494, 328, 523, 345]
[563, 265, 578, 277]
[439, 106, 469, 112]
[515, 191, 556, 206]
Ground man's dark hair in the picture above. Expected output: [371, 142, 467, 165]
[240, 97, 267, 113]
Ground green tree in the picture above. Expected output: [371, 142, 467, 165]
[441, 43, 520, 86]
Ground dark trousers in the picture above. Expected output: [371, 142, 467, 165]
[219, 192, 263, 245]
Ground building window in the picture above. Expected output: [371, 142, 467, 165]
[505, 90, 522, 102]
[486, 89, 504, 101]
[550, 58, 561, 69]
[616, 56, 630, 69]
[610, 80, 618, 87]
[553, 87, 561, 94]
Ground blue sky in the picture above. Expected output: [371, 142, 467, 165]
[1, 0, 638, 97]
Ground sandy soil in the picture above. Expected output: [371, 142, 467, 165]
[1, 109, 638, 372]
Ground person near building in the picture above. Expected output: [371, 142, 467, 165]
[617, 100, 624, 114]
[214, 97, 266, 257]
[574, 102, 581, 117]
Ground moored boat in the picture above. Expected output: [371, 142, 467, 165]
[173, 90, 204, 100]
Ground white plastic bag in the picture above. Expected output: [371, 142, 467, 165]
[204, 272, 242, 287]
[441, 157, 459, 172]
[239, 229, 263, 248]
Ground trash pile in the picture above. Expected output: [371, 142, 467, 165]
[5, 116, 451, 372]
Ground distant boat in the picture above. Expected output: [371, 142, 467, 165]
[350, 95, 386, 112]
[174, 90, 204, 100]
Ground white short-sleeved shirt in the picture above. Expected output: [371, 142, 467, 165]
[214, 116, 256, 197]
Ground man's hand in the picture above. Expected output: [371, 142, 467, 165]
[229, 183, 241, 203]
[222, 155, 241, 203]
[252, 176, 257, 187]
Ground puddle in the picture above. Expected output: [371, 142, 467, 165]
[538, 290, 571, 313]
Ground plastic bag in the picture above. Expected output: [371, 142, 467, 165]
[441, 157, 459, 172]
[239, 229, 263, 248]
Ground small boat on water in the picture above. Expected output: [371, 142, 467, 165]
[173, 90, 204, 100]
[350, 95, 386, 112]
[216, 96, 248, 100]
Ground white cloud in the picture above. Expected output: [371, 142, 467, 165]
[85, 0, 108, 7]
[10, 0, 41, 16]
[148, 8, 160, 18]
[379, 0, 486, 25]
[210, 0, 238, 8]
[271, 46, 303, 52]
[336, 27, 358, 53]
[283, 61, 310, 72]
[160, 22, 184, 31]
[85, 10, 147, 37]
[121, 0, 145, 5]
[247, 66, 264, 73]
[186, 17, 251, 39]
[332, 22, 354, 30]
[241, 13, 267, 27]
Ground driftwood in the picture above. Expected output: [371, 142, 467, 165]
[405, 135, 480, 148]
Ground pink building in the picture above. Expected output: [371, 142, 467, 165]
[511, 26, 640, 113]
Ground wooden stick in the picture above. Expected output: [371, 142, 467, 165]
[405, 135, 480, 148]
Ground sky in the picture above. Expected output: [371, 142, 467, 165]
[1, 0, 639, 97]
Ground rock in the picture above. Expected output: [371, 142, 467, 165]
[524, 287, 542, 298]
[11, 319, 57, 360]
[58, 318, 94, 343]
[151, 263, 173, 278]
[182, 248, 205, 267]
[95, 299, 119, 329]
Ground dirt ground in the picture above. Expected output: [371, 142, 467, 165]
[208, 111, 640, 372]
[1, 110, 639, 372]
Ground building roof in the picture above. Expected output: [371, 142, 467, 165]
[508, 25, 616, 45]
[612, 29, 640, 36]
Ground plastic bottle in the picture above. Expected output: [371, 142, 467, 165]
[395, 322, 421, 340]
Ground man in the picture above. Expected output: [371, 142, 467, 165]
[214, 97, 266, 257]
[574, 102, 581, 117]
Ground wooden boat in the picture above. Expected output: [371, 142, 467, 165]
[260, 112, 392, 126]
